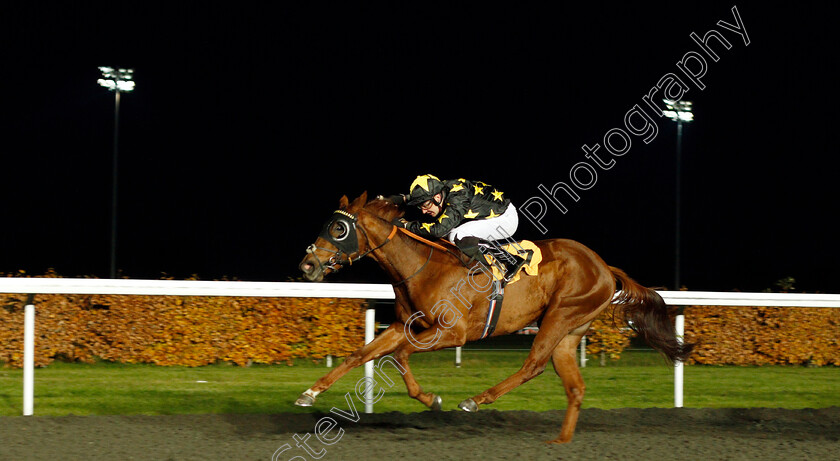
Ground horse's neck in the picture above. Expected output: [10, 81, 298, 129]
[361, 215, 443, 284]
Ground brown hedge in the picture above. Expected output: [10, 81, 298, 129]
[684, 306, 840, 366]
[1, 285, 366, 368]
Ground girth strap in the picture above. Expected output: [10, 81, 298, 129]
[480, 281, 504, 339]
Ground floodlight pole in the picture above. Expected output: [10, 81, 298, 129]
[110, 89, 121, 279]
[663, 99, 691, 291]
[98, 67, 134, 279]
[674, 119, 683, 291]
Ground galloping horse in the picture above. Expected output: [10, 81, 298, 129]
[297, 192, 693, 444]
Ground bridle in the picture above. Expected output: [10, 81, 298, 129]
[305, 208, 398, 275]
[305, 205, 469, 285]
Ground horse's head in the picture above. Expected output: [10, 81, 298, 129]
[299, 191, 403, 282]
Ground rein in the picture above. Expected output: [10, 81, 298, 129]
[392, 247, 434, 286]
[395, 227, 470, 268]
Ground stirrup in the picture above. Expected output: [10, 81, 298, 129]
[502, 249, 534, 281]
[503, 256, 526, 281]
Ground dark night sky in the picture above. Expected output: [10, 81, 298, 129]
[1, 2, 837, 293]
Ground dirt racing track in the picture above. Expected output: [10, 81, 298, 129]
[2, 407, 838, 460]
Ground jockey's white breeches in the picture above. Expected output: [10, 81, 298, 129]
[447, 203, 519, 243]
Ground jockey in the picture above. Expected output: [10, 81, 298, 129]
[388, 174, 527, 281]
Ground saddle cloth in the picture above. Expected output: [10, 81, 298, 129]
[482, 240, 542, 285]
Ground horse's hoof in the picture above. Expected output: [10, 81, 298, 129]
[430, 395, 443, 411]
[458, 398, 478, 412]
[545, 438, 571, 445]
[294, 393, 315, 407]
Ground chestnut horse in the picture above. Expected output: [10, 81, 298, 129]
[297, 192, 693, 443]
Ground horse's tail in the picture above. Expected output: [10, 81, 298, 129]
[610, 266, 694, 363]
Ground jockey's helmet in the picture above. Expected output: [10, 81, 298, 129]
[407, 174, 445, 206]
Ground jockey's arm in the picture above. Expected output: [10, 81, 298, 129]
[404, 192, 469, 239]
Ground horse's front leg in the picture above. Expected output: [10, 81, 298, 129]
[294, 323, 406, 406]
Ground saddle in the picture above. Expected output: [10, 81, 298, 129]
[478, 240, 542, 286]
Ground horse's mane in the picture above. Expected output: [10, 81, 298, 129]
[362, 197, 405, 222]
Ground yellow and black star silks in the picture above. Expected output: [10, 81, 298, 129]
[403, 177, 512, 239]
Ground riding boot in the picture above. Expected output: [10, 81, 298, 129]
[454, 236, 487, 267]
[482, 244, 528, 282]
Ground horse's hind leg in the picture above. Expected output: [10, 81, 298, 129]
[547, 327, 588, 444]
[462, 308, 576, 410]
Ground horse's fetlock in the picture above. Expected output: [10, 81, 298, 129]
[568, 387, 585, 406]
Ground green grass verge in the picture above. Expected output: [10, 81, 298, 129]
[1, 350, 837, 416]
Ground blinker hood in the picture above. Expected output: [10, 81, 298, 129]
[318, 210, 359, 255]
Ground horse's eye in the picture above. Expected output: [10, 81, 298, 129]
[332, 221, 349, 240]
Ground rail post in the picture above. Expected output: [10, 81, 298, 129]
[23, 294, 36, 416]
[363, 304, 376, 414]
[580, 335, 587, 368]
[674, 307, 685, 408]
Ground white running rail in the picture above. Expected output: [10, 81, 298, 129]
[2, 278, 839, 415]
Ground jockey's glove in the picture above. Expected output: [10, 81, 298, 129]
[383, 194, 407, 206]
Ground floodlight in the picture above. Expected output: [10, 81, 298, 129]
[98, 66, 135, 93]
[97, 79, 116, 90]
[116, 80, 135, 92]
[663, 99, 693, 122]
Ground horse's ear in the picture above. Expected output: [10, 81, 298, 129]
[347, 191, 369, 212]
[348, 191, 368, 210]
[339, 195, 350, 209]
